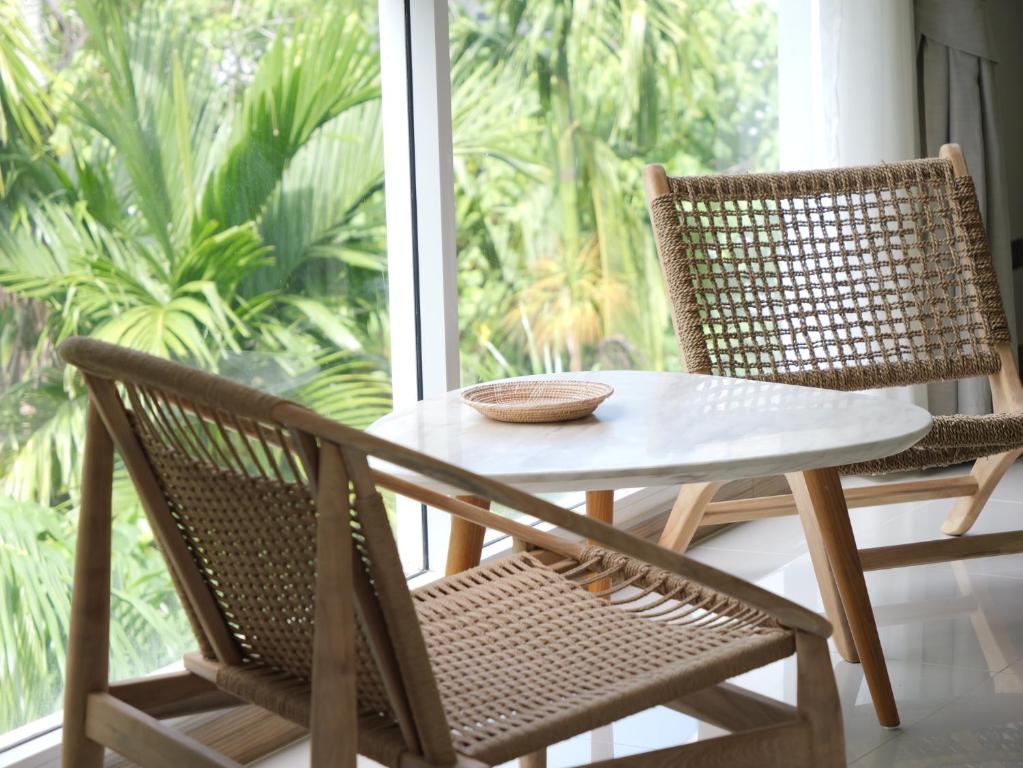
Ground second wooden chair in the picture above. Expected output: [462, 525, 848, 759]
[644, 143, 1023, 729]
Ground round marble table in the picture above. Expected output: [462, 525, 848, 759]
[369, 370, 932, 729]
[368, 370, 932, 495]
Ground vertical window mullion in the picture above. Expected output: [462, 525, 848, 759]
[379, 0, 460, 572]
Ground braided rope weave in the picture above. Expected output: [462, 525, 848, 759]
[214, 550, 791, 766]
[649, 157, 1019, 472]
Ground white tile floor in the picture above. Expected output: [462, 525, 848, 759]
[256, 465, 1023, 768]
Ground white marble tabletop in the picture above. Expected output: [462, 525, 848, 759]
[367, 371, 933, 493]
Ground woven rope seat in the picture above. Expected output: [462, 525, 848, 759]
[214, 549, 792, 767]
[647, 156, 1017, 474]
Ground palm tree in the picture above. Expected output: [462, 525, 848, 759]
[0, 0, 392, 730]
[449, 0, 778, 378]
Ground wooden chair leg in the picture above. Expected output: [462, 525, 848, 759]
[310, 443, 357, 768]
[942, 448, 1023, 536]
[520, 749, 546, 768]
[658, 481, 722, 552]
[586, 490, 615, 593]
[63, 403, 115, 768]
[786, 473, 858, 663]
[796, 632, 845, 767]
[795, 468, 899, 728]
[446, 496, 489, 575]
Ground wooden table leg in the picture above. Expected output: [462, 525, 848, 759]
[586, 490, 614, 593]
[800, 468, 899, 728]
[787, 472, 859, 663]
[445, 496, 489, 575]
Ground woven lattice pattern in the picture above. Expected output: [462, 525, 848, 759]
[649, 158, 1010, 392]
[122, 384, 395, 719]
[418, 549, 789, 763]
[461, 379, 614, 423]
[842, 411, 1023, 474]
[214, 550, 793, 766]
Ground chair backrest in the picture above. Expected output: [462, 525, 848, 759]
[646, 147, 1011, 391]
[60, 338, 455, 765]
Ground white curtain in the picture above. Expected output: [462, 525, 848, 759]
[779, 0, 917, 171]
[777, 0, 925, 407]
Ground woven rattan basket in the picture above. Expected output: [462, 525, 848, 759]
[460, 379, 613, 423]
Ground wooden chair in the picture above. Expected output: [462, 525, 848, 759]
[644, 143, 1023, 728]
[60, 337, 844, 768]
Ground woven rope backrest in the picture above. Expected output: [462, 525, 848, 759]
[60, 338, 454, 762]
[648, 157, 1011, 390]
[119, 384, 326, 672]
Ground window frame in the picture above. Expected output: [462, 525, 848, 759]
[379, 0, 461, 574]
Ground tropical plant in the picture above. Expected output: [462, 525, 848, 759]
[0, 0, 392, 731]
[449, 0, 778, 380]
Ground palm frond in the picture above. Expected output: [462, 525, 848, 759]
[0, 5, 54, 150]
[198, 10, 379, 233]
[254, 100, 386, 293]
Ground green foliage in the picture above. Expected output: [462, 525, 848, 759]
[0, 0, 391, 731]
[0, 4, 57, 198]
[0, 494, 190, 732]
[0, 0, 777, 735]
[450, 0, 778, 380]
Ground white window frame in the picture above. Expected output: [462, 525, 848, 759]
[379, 0, 461, 573]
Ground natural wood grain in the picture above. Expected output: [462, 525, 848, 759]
[658, 482, 722, 551]
[586, 490, 615, 592]
[944, 449, 1023, 535]
[793, 468, 899, 727]
[786, 472, 858, 663]
[796, 632, 845, 766]
[860, 530, 1023, 570]
[376, 471, 583, 560]
[63, 402, 114, 768]
[310, 442, 357, 768]
[182, 653, 219, 683]
[641, 146, 1023, 736]
[103, 706, 305, 768]
[643, 163, 670, 200]
[939, 142, 969, 177]
[341, 447, 443, 760]
[703, 475, 979, 524]
[86, 694, 240, 768]
[108, 672, 239, 719]
[85, 376, 241, 665]
[62, 336, 844, 768]
[276, 402, 834, 637]
[446, 496, 489, 575]
[520, 750, 548, 768]
[665, 682, 798, 732]
[989, 343, 1023, 412]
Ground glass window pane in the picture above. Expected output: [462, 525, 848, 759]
[0, 0, 392, 741]
[450, 0, 779, 382]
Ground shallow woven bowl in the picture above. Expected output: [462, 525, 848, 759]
[460, 379, 614, 423]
